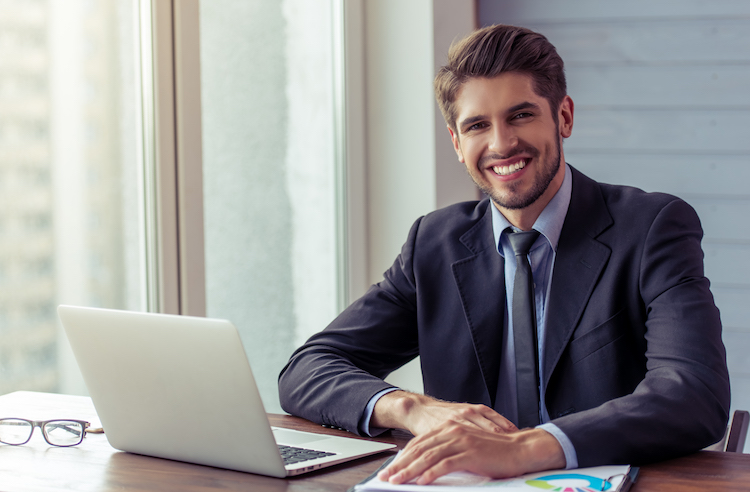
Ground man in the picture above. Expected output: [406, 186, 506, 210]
[278, 24, 730, 484]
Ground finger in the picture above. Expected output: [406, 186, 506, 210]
[385, 450, 439, 484]
[481, 409, 518, 433]
[377, 442, 423, 481]
[376, 439, 435, 483]
[416, 453, 468, 485]
[458, 406, 517, 434]
[378, 440, 427, 481]
[381, 430, 463, 484]
[377, 453, 415, 483]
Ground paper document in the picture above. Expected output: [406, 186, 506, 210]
[353, 457, 634, 492]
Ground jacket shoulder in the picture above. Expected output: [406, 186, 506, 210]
[417, 199, 489, 237]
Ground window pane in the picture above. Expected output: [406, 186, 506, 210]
[0, 0, 143, 395]
[199, 0, 340, 412]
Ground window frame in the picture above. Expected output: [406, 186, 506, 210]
[140, 0, 205, 316]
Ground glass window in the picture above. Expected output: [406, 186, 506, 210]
[0, 0, 144, 395]
[199, 0, 341, 412]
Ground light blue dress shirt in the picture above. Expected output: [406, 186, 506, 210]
[491, 164, 577, 468]
[359, 165, 577, 469]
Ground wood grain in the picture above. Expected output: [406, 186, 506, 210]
[1, 391, 749, 491]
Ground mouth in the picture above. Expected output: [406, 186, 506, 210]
[491, 159, 528, 176]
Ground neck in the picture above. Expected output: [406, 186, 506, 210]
[495, 206, 542, 231]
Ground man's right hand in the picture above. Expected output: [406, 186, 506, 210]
[370, 391, 564, 485]
[371, 390, 517, 437]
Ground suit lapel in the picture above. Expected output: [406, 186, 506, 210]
[542, 168, 613, 391]
[452, 202, 505, 407]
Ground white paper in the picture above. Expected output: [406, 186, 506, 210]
[355, 463, 630, 491]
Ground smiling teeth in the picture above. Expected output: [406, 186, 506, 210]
[492, 160, 527, 176]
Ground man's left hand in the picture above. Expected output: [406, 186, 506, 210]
[377, 422, 565, 485]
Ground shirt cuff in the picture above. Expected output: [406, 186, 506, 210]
[358, 387, 400, 437]
[537, 423, 578, 469]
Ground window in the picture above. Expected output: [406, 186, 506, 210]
[0, 0, 144, 395]
[198, 0, 343, 412]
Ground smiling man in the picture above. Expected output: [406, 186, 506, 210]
[278, 24, 730, 484]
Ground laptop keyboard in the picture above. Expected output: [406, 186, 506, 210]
[278, 444, 336, 465]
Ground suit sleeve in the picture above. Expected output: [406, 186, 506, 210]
[553, 198, 730, 466]
[277, 217, 424, 435]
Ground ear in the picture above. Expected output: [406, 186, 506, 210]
[448, 126, 465, 163]
[558, 95, 574, 138]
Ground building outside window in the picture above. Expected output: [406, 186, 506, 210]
[0, 0, 143, 396]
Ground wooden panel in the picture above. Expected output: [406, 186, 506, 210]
[534, 19, 750, 64]
[685, 197, 750, 242]
[478, 0, 750, 23]
[724, 330, 750, 374]
[713, 286, 750, 330]
[566, 109, 750, 152]
[567, 66, 750, 107]
[704, 243, 750, 288]
[569, 155, 750, 197]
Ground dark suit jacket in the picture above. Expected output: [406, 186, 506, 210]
[278, 166, 730, 467]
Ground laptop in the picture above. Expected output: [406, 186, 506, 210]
[57, 305, 396, 477]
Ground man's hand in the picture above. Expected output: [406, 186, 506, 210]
[378, 423, 565, 485]
[371, 391, 517, 436]
[371, 391, 565, 484]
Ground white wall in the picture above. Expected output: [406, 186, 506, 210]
[356, 0, 477, 393]
[363, 0, 437, 287]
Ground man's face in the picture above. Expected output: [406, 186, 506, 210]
[449, 73, 573, 213]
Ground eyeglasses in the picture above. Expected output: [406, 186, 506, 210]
[0, 418, 91, 447]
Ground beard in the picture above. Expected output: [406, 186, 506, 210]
[471, 134, 562, 210]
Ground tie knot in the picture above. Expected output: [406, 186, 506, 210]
[507, 229, 540, 256]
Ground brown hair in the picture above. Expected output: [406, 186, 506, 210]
[435, 24, 566, 132]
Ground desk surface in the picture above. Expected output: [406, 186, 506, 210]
[0, 391, 748, 492]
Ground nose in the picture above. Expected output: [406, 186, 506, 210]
[488, 125, 519, 157]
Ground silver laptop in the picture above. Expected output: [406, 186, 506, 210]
[57, 305, 395, 477]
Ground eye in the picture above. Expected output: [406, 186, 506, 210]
[465, 121, 487, 132]
[512, 112, 533, 120]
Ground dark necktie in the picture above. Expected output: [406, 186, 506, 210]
[507, 229, 541, 428]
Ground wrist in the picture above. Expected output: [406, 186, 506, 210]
[372, 390, 430, 432]
[513, 428, 566, 474]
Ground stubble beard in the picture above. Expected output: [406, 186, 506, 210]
[472, 135, 562, 211]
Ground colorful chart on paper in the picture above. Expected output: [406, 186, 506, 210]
[525, 473, 611, 491]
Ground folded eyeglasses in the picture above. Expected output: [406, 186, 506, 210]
[0, 418, 92, 447]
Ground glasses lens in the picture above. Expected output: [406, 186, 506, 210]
[0, 419, 33, 445]
[43, 420, 85, 446]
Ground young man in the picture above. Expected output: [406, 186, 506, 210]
[278, 24, 730, 484]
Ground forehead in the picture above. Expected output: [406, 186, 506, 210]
[453, 72, 549, 120]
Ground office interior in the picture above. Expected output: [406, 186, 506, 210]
[0, 0, 748, 452]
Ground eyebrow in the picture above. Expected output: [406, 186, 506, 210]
[508, 101, 542, 114]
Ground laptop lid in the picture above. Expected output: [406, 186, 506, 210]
[58, 305, 395, 477]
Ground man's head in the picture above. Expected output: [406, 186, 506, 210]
[437, 25, 573, 229]
[435, 24, 566, 134]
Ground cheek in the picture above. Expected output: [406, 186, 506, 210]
[461, 140, 483, 163]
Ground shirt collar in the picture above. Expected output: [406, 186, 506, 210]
[491, 163, 572, 254]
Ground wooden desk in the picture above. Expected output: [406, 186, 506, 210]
[0, 391, 749, 491]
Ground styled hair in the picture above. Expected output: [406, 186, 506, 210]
[435, 24, 566, 132]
